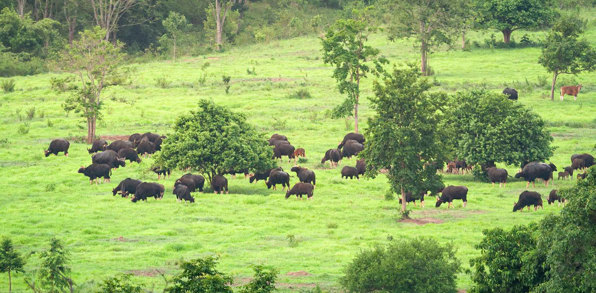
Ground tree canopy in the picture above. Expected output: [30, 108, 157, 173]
[0, 237, 25, 293]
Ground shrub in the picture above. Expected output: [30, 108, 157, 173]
[47, 119, 53, 127]
[26, 107, 36, 120]
[286, 88, 312, 99]
[384, 190, 395, 201]
[165, 256, 233, 293]
[45, 183, 56, 192]
[50, 76, 76, 92]
[341, 238, 461, 293]
[17, 123, 30, 135]
[247, 67, 257, 75]
[99, 274, 142, 293]
[155, 76, 171, 88]
[1, 79, 15, 92]
[222, 75, 231, 94]
[286, 234, 298, 247]
[238, 265, 278, 293]
[298, 157, 308, 164]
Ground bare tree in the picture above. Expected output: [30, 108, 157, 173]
[212, 0, 246, 50]
[90, 0, 136, 41]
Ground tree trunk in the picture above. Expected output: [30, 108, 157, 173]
[215, 0, 224, 51]
[550, 71, 558, 101]
[461, 31, 466, 50]
[354, 70, 360, 133]
[502, 29, 512, 44]
[420, 40, 428, 76]
[87, 116, 96, 144]
[173, 36, 177, 61]
[400, 187, 407, 213]
[17, 0, 25, 17]
[68, 18, 76, 45]
[8, 269, 11, 293]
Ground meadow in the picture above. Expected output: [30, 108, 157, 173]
[1, 11, 596, 291]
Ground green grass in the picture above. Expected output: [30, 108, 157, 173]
[1, 12, 596, 291]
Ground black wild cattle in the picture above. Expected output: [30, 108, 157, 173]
[129, 133, 142, 147]
[273, 143, 295, 162]
[175, 177, 196, 192]
[180, 174, 205, 192]
[513, 191, 543, 212]
[140, 132, 161, 144]
[503, 88, 518, 100]
[78, 163, 111, 184]
[547, 189, 565, 206]
[45, 139, 70, 157]
[131, 182, 165, 202]
[338, 132, 365, 149]
[136, 140, 156, 157]
[285, 183, 314, 199]
[356, 159, 366, 176]
[227, 169, 249, 179]
[571, 153, 594, 168]
[88, 139, 108, 154]
[112, 178, 142, 197]
[173, 184, 195, 203]
[341, 166, 359, 180]
[557, 171, 570, 180]
[118, 148, 142, 163]
[399, 191, 426, 207]
[266, 170, 290, 190]
[514, 162, 556, 188]
[211, 175, 229, 194]
[341, 140, 364, 159]
[321, 149, 342, 167]
[270, 133, 288, 141]
[249, 169, 273, 183]
[290, 166, 316, 186]
[564, 166, 574, 176]
[571, 158, 585, 170]
[487, 167, 508, 187]
[107, 140, 133, 153]
[92, 150, 126, 169]
[152, 167, 171, 179]
[435, 186, 468, 208]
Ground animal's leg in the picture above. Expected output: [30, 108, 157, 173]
[545, 180, 549, 187]
[492, 182, 495, 187]
[527, 206, 531, 211]
[526, 181, 530, 189]
[463, 201, 467, 208]
[560, 95, 564, 101]
[574, 95, 577, 101]
[532, 181, 536, 188]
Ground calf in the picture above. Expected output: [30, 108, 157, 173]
[513, 191, 543, 212]
[78, 163, 111, 184]
[211, 175, 228, 194]
[173, 184, 195, 203]
[45, 139, 70, 157]
[152, 166, 171, 179]
[107, 140, 133, 153]
[321, 149, 342, 167]
[266, 170, 290, 191]
[293, 148, 306, 158]
[557, 171, 570, 180]
[180, 174, 205, 192]
[577, 172, 587, 180]
[118, 148, 142, 164]
[92, 150, 126, 169]
[131, 182, 165, 202]
[88, 139, 108, 154]
[435, 186, 468, 208]
[341, 166, 359, 180]
[285, 182, 314, 199]
[564, 166, 574, 176]
[487, 167, 508, 187]
[547, 189, 565, 206]
[112, 178, 142, 197]
[560, 85, 581, 101]
[290, 166, 316, 186]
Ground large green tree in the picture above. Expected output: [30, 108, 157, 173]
[539, 15, 596, 100]
[160, 11, 192, 61]
[477, 0, 556, 43]
[361, 65, 449, 213]
[321, 6, 386, 133]
[155, 99, 275, 183]
[0, 237, 25, 293]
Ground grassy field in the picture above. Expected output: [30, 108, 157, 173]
[1, 12, 596, 292]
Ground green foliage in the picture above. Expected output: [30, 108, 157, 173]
[1, 78, 15, 92]
[361, 65, 449, 212]
[50, 76, 76, 92]
[155, 99, 275, 181]
[99, 274, 143, 293]
[0, 8, 63, 56]
[286, 234, 298, 247]
[341, 237, 461, 293]
[165, 256, 233, 293]
[160, 11, 192, 61]
[17, 122, 29, 135]
[38, 237, 73, 293]
[155, 76, 172, 88]
[222, 75, 231, 94]
[0, 237, 25, 293]
[239, 265, 278, 293]
[286, 88, 312, 99]
[446, 90, 554, 169]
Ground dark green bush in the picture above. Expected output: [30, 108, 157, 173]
[286, 88, 312, 99]
[50, 76, 77, 92]
[99, 274, 142, 293]
[165, 256, 233, 293]
[0, 78, 15, 92]
[239, 265, 278, 293]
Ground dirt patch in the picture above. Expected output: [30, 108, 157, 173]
[233, 77, 296, 83]
[127, 269, 161, 277]
[286, 271, 311, 277]
[207, 56, 220, 60]
[277, 283, 317, 289]
[400, 217, 444, 225]
[100, 135, 130, 141]
[110, 236, 137, 242]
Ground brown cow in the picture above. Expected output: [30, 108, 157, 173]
[560, 85, 582, 101]
[293, 148, 305, 158]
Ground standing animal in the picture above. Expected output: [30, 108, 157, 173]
[88, 139, 108, 154]
[341, 140, 364, 159]
[118, 148, 142, 163]
[321, 149, 342, 167]
[131, 182, 165, 202]
[78, 163, 111, 184]
[557, 171, 570, 180]
[174, 177, 196, 192]
[290, 166, 316, 186]
[152, 166, 171, 179]
[341, 166, 359, 180]
[560, 85, 582, 101]
[129, 133, 142, 147]
[45, 139, 70, 157]
[273, 143, 295, 162]
[112, 178, 142, 197]
[211, 175, 229, 194]
[285, 183, 314, 199]
[572, 158, 586, 170]
[107, 140, 133, 153]
[173, 184, 195, 203]
[547, 189, 564, 206]
[356, 159, 366, 176]
[503, 88, 518, 100]
[487, 167, 508, 187]
[338, 132, 365, 149]
[570, 153, 594, 168]
[435, 186, 468, 208]
[564, 166, 574, 177]
[249, 168, 274, 183]
[266, 170, 290, 190]
[180, 174, 205, 192]
[268, 134, 288, 146]
[399, 191, 426, 207]
[136, 140, 156, 157]
[92, 150, 126, 169]
[514, 162, 556, 188]
[513, 191, 543, 212]
[446, 162, 457, 174]
[293, 148, 306, 158]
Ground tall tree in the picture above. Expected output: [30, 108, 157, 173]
[62, 0, 80, 45]
[38, 238, 73, 293]
[160, 11, 192, 61]
[385, 0, 456, 75]
[90, 0, 137, 41]
[477, 0, 556, 43]
[207, 0, 245, 50]
[539, 15, 596, 100]
[61, 27, 125, 143]
[0, 238, 25, 293]
[16, 0, 25, 17]
[321, 7, 386, 133]
[361, 65, 449, 213]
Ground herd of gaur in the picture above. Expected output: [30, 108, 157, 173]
[44, 130, 593, 211]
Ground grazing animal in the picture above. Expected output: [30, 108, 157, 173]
[112, 178, 142, 197]
[338, 132, 365, 149]
[356, 159, 366, 176]
[227, 169, 249, 179]
[211, 175, 229, 194]
[513, 191, 543, 212]
[558, 171, 570, 180]
[399, 191, 426, 207]
[564, 166, 574, 176]
[118, 148, 142, 163]
[487, 167, 508, 187]
[560, 85, 582, 101]
[572, 158, 586, 170]
[273, 143, 296, 162]
[571, 153, 594, 168]
[131, 182, 165, 202]
[92, 150, 126, 169]
[321, 149, 342, 167]
[547, 189, 564, 206]
[341, 166, 359, 179]
[78, 163, 111, 184]
[503, 88, 518, 100]
[341, 140, 364, 159]
[175, 177, 196, 192]
[514, 162, 556, 188]
[129, 133, 142, 147]
[293, 148, 306, 158]
[266, 170, 290, 190]
[435, 186, 468, 208]
[88, 139, 108, 154]
[152, 167, 171, 179]
[136, 140, 156, 157]
[173, 184, 195, 203]
[285, 182, 314, 199]
[249, 168, 274, 183]
[45, 139, 70, 157]
[290, 166, 316, 186]
[180, 174, 205, 192]
[107, 140, 133, 153]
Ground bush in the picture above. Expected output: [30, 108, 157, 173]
[472, 165, 489, 182]
[165, 256, 233, 293]
[286, 88, 312, 99]
[341, 238, 461, 293]
[26, 107, 36, 120]
[222, 75, 231, 94]
[1, 79, 15, 92]
[99, 274, 143, 293]
[0, 52, 46, 77]
[50, 76, 76, 92]
[17, 122, 30, 134]
[155, 76, 171, 88]
[238, 265, 278, 293]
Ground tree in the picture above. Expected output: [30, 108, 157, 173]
[99, 274, 143, 293]
[0, 237, 25, 293]
[160, 11, 192, 61]
[453, 0, 478, 50]
[361, 65, 449, 213]
[341, 237, 461, 292]
[206, 0, 244, 51]
[61, 26, 125, 144]
[165, 256, 233, 293]
[38, 238, 73, 293]
[321, 7, 386, 133]
[239, 265, 278, 293]
[539, 15, 596, 100]
[446, 90, 554, 172]
[477, 0, 556, 43]
[155, 99, 275, 183]
[90, 0, 137, 41]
